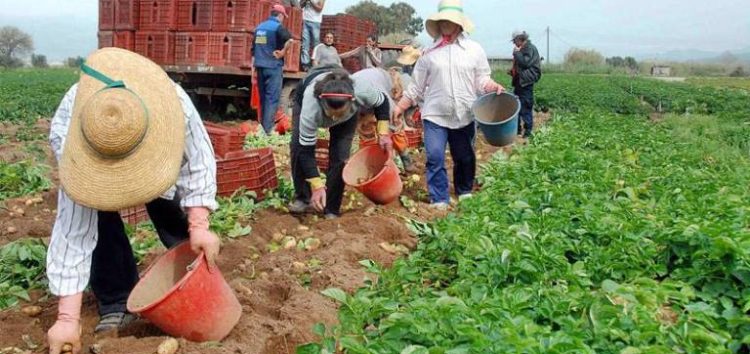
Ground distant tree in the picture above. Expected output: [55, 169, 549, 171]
[31, 54, 48, 68]
[564, 48, 604, 66]
[0, 26, 34, 68]
[624, 56, 638, 70]
[729, 66, 746, 77]
[345, 1, 423, 37]
[606, 56, 625, 67]
[65, 56, 84, 68]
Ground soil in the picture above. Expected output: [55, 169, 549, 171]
[0, 112, 551, 354]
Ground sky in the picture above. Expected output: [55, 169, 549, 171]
[1, 0, 749, 64]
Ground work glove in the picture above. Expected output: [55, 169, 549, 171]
[307, 178, 327, 212]
[483, 81, 505, 95]
[48, 293, 83, 354]
[187, 207, 221, 271]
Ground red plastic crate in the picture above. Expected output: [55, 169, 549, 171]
[134, 31, 175, 64]
[315, 138, 329, 172]
[139, 0, 177, 31]
[211, 0, 258, 32]
[175, 32, 210, 65]
[404, 128, 423, 149]
[177, 0, 213, 31]
[115, 0, 140, 30]
[216, 147, 278, 199]
[120, 205, 150, 225]
[283, 39, 301, 72]
[100, 0, 116, 30]
[208, 32, 253, 67]
[98, 31, 136, 51]
[204, 121, 246, 158]
[283, 6, 302, 39]
[256, 0, 273, 27]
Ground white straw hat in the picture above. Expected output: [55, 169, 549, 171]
[425, 0, 475, 39]
[59, 48, 185, 211]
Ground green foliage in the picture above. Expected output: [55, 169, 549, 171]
[0, 68, 78, 124]
[0, 239, 47, 309]
[31, 54, 48, 68]
[344, 1, 423, 36]
[0, 160, 51, 201]
[564, 48, 605, 67]
[300, 77, 750, 353]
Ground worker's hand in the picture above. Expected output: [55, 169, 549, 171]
[48, 293, 83, 354]
[483, 81, 505, 95]
[311, 187, 327, 212]
[273, 50, 285, 59]
[187, 207, 221, 271]
[513, 45, 522, 52]
[378, 134, 393, 153]
[392, 106, 404, 122]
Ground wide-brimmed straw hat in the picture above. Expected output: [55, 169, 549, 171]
[425, 0, 475, 39]
[397, 45, 422, 66]
[59, 48, 185, 211]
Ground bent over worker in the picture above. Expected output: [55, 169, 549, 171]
[45, 48, 221, 354]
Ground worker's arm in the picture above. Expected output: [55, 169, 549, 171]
[297, 85, 323, 184]
[339, 46, 361, 59]
[367, 47, 382, 67]
[274, 27, 294, 58]
[312, 0, 325, 12]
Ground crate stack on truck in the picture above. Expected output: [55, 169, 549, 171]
[97, 0, 303, 71]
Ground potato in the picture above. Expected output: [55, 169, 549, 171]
[6, 226, 17, 234]
[303, 238, 321, 251]
[61, 343, 73, 353]
[157, 338, 179, 354]
[282, 237, 297, 250]
[21, 305, 42, 317]
[271, 232, 285, 242]
[410, 174, 421, 183]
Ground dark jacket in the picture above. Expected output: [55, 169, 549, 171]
[512, 41, 542, 88]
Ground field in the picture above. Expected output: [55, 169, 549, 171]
[1, 69, 750, 353]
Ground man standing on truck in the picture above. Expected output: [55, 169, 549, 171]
[253, 4, 294, 134]
[300, 0, 325, 71]
[340, 34, 383, 69]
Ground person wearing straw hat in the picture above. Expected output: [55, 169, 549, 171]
[509, 30, 541, 138]
[397, 44, 422, 75]
[253, 4, 294, 135]
[355, 67, 418, 174]
[45, 48, 221, 354]
[288, 68, 392, 219]
[392, 0, 505, 210]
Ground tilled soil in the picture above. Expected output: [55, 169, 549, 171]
[0, 112, 550, 354]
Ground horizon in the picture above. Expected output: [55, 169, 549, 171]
[1, 0, 749, 64]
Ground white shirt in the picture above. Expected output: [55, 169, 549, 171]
[46, 83, 218, 296]
[302, 0, 323, 23]
[403, 35, 493, 129]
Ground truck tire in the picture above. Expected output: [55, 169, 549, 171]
[279, 80, 299, 118]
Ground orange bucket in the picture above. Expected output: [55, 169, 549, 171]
[343, 145, 403, 204]
[126, 241, 241, 342]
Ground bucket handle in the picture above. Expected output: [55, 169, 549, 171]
[177, 254, 205, 291]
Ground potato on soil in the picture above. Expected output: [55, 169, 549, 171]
[157, 337, 179, 354]
[21, 305, 42, 317]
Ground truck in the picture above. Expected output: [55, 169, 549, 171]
[97, 0, 404, 123]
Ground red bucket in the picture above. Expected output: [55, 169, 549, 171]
[126, 241, 241, 342]
[343, 145, 403, 204]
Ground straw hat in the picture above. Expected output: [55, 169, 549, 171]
[59, 48, 185, 211]
[397, 45, 422, 66]
[425, 0, 475, 39]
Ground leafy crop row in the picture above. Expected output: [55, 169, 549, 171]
[0, 69, 78, 124]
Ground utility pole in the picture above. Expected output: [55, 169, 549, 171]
[546, 26, 550, 65]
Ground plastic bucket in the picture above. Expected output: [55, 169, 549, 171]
[472, 92, 521, 147]
[343, 145, 403, 205]
[126, 241, 242, 342]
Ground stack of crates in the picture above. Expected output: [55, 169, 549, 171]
[98, 0, 302, 69]
[320, 14, 377, 53]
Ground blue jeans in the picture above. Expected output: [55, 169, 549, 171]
[423, 120, 476, 204]
[514, 84, 534, 137]
[301, 20, 320, 66]
[256, 66, 283, 134]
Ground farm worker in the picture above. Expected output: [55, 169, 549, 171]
[509, 30, 542, 138]
[312, 32, 343, 67]
[392, 0, 505, 210]
[253, 4, 294, 135]
[288, 67, 393, 219]
[340, 34, 383, 69]
[356, 67, 418, 174]
[300, 0, 325, 71]
[45, 48, 221, 354]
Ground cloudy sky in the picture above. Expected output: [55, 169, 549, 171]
[1, 0, 749, 63]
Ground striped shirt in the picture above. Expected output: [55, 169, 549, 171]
[46, 83, 218, 296]
[403, 34, 493, 129]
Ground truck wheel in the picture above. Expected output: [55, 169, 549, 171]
[280, 81, 298, 118]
